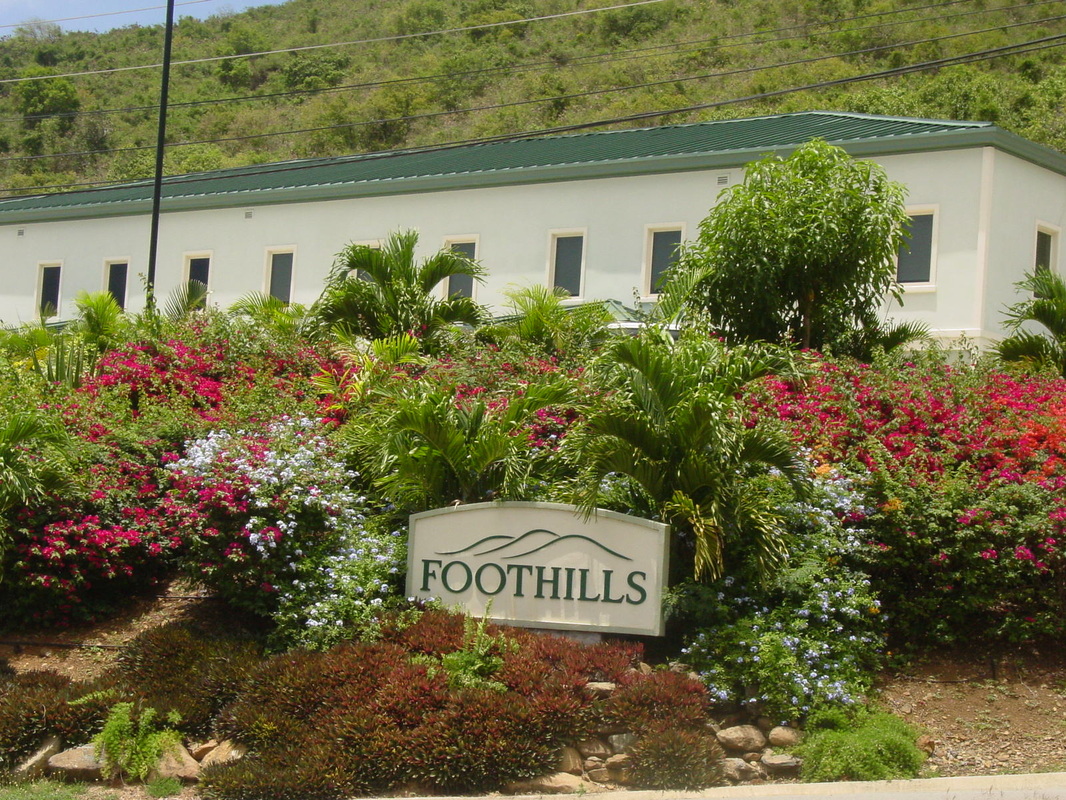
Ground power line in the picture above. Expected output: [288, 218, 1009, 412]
[5, 0, 1028, 125]
[0, 0, 668, 85]
[3, 33, 1062, 197]
[3, 11, 1062, 166]
[0, 0, 213, 30]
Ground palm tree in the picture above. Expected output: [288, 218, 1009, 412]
[996, 269, 1066, 378]
[349, 379, 576, 512]
[481, 285, 614, 357]
[0, 412, 70, 585]
[229, 292, 313, 340]
[312, 230, 486, 353]
[570, 330, 807, 582]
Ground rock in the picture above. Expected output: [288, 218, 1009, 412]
[607, 732, 638, 754]
[605, 753, 631, 770]
[716, 724, 768, 752]
[583, 757, 603, 771]
[917, 734, 937, 754]
[150, 744, 200, 783]
[576, 738, 612, 759]
[768, 725, 803, 747]
[587, 767, 612, 783]
[15, 736, 63, 779]
[755, 716, 775, 732]
[556, 746, 583, 775]
[583, 681, 617, 699]
[761, 753, 802, 775]
[190, 739, 218, 761]
[742, 751, 762, 763]
[506, 772, 587, 794]
[722, 757, 764, 783]
[48, 744, 105, 782]
[200, 740, 246, 768]
[637, 662, 653, 675]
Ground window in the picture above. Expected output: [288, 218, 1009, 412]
[187, 255, 210, 287]
[550, 232, 584, 297]
[645, 227, 683, 295]
[106, 261, 128, 309]
[38, 263, 61, 317]
[268, 251, 294, 303]
[445, 240, 477, 299]
[1036, 227, 1057, 273]
[896, 212, 935, 285]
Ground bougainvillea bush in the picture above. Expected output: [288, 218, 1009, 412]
[744, 352, 1066, 648]
[164, 416, 406, 649]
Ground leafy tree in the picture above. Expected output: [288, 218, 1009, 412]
[995, 269, 1066, 378]
[570, 330, 807, 582]
[663, 139, 910, 351]
[13, 67, 79, 134]
[312, 229, 485, 354]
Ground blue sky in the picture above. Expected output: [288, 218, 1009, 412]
[0, 0, 289, 34]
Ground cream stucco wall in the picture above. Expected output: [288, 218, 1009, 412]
[2, 144, 1064, 347]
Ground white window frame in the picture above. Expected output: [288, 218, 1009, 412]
[103, 258, 131, 309]
[264, 246, 297, 302]
[547, 228, 587, 300]
[37, 261, 63, 317]
[642, 223, 686, 298]
[897, 206, 938, 293]
[1035, 222, 1060, 274]
[442, 235, 480, 300]
[184, 250, 213, 289]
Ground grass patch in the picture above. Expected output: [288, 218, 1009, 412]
[0, 780, 90, 800]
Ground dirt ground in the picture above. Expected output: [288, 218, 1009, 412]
[3, 584, 1066, 796]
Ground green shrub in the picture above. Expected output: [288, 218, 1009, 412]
[798, 709, 926, 782]
[92, 702, 182, 782]
[146, 776, 182, 798]
[627, 728, 726, 789]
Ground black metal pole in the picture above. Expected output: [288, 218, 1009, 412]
[145, 0, 176, 312]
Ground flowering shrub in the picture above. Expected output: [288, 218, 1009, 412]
[166, 416, 405, 646]
[745, 353, 1066, 646]
[680, 468, 885, 720]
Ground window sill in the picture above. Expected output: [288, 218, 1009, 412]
[900, 283, 936, 294]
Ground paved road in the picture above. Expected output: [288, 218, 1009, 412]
[489, 774, 1066, 800]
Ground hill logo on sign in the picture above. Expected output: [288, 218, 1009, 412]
[406, 502, 669, 636]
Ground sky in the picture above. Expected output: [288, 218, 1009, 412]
[0, 0, 289, 34]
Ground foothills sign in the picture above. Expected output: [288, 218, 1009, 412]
[406, 502, 669, 636]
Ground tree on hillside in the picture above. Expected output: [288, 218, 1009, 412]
[662, 138, 910, 351]
[312, 229, 486, 353]
[995, 268, 1066, 378]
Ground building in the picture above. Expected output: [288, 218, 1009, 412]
[1, 111, 1064, 346]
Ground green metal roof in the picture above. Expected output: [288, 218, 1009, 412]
[0, 111, 1059, 223]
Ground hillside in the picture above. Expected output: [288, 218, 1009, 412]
[0, 0, 1063, 196]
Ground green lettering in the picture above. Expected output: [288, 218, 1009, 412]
[535, 566, 562, 600]
[441, 561, 472, 593]
[507, 564, 534, 597]
[475, 563, 506, 595]
[578, 568, 600, 601]
[626, 571, 648, 605]
[602, 569, 625, 604]
[420, 559, 443, 592]
[563, 567, 576, 600]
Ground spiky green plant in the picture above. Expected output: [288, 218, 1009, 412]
[996, 269, 1066, 378]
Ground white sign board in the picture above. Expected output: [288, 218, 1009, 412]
[407, 502, 669, 636]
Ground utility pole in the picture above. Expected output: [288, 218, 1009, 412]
[145, 0, 176, 312]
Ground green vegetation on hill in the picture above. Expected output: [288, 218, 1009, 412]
[0, 0, 1064, 195]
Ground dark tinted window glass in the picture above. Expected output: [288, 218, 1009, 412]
[896, 214, 933, 283]
[1036, 230, 1053, 272]
[188, 256, 210, 286]
[553, 235, 583, 297]
[39, 265, 60, 316]
[650, 229, 682, 293]
[269, 252, 293, 303]
[107, 262, 128, 309]
[447, 241, 476, 298]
